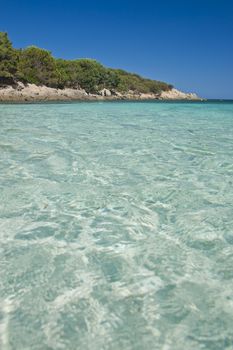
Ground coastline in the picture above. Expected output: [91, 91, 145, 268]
[0, 83, 203, 103]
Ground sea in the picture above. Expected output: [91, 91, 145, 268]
[0, 101, 233, 349]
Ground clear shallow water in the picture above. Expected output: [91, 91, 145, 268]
[0, 101, 233, 350]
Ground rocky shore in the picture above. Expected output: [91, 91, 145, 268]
[0, 83, 202, 102]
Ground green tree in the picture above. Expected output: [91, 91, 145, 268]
[56, 59, 83, 88]
[17, 46, 60, 87]
[0, 31, 173, 94]
[0, 32, 18, 85]
[74, 59, 106, 93]
[56, 59, 121, 92]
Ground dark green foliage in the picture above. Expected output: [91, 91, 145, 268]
[0, 32, 18, 85]
[17, 46, 60, 87]
[56, 59, 82, 88]
[112, 69, 172, 94]
[0, 31, 173, 93]
[56, 59, 121, 93]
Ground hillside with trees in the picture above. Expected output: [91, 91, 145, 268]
[0, 32, 173, 95]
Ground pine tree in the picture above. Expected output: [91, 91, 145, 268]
[0, 32, 18, 85]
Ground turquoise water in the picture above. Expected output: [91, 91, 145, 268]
[0, 101, 233, 350]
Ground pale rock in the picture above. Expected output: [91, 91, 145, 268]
[0, 82, 202, 102]
[160, 88, 200, 100]
[99, 88, 111, 97]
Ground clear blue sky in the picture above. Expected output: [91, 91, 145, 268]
[1, 0, 233, 99]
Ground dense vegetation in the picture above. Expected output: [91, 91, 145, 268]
[0, 32, 173, 94]
[0, 32, 18, 85]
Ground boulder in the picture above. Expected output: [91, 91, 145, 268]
[100, 88, 111, 97]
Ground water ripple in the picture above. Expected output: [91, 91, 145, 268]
[1, 101, 233, 349]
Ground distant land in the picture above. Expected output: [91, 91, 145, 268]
[0, 32, 201, 102]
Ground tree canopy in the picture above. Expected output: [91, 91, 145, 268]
[0, 32, 18, 84]
[17, 46, 61, 87]
[0, 32, 173, 94]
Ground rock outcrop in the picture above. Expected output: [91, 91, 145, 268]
[0, 83, 203, 102]
[0, 84, 88, 102]
[159, 88, 200, 100]
[99, 88, 112, 97]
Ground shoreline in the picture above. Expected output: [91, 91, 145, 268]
[0, 83, 203, 103]
[0, 99, 210, 105]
